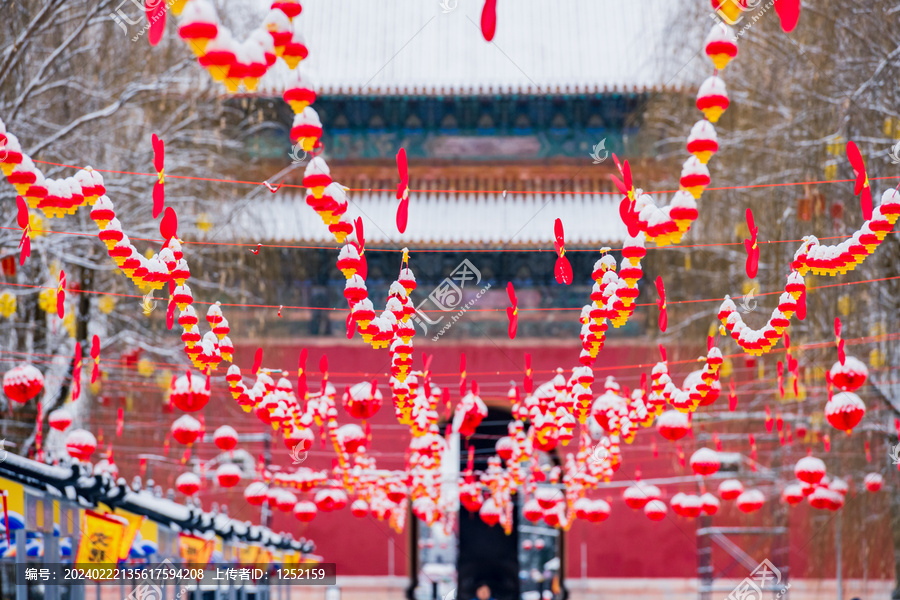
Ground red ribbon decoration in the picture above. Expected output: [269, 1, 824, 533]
[553, 219, 573, 285]
[160, 206, 178, 241]
[146, 0, 167, 46]
[354, 217, 368, 280]
[506, 282, 518, 339]
[151, 133, 165, 218]
[835, 317, 845, 365]
[655, 276, 667, 332]
[16, 196, 30, 265]
[56, 271, 66, 319]
[459, 353, 467, 398]
[396, 148, 410, 233]
[846, 141, 872, 220]
[744, 208, 759, 279]
[774, 0, 801, 32]
[252, 347, 263, 375]
[480, 0, 497, 41]
[777, 361, 785, 398]
[90, 335, 101, 384]
[611, 155, 639, 237]
[116, 407, 124, 437]
[72, 342, 82, 402]
[729, 380, 737, 411]
[297, 348, 308, 405]
[523, 353, 533, 394]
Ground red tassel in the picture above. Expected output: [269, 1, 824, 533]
[116, 407, 124, 437]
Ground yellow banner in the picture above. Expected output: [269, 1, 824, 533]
[113, 511, 145, 561]
[75, 510, 126, 565]
[237, 544, 260, 565]
[258, 549, 272, 568]
[178, 533, 213, 568]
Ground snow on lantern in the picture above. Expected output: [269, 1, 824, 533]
[453, 390, 488, 438]
[864, 473, 883, 493]
[0, 133, 24, 175]
[829, 478, 849, 496]
[794, 455, 826, 484]
[283, 72, 317, 114]
[213, 425, 238, 451]
[679, 156, 711, 200]
[735, 489, 765, 513]
[704, 22, 738, 70]
[292, 107, 322, 153]
[175, 472, 201, 496]
[274, 490, 298, 512]
[678, 494, 703, 519]
[337, 244, 362, 279]
[3, 364, 44, 404]
[479, 497, 501, 527]
[215, 464, 242, 488]
[522, 498, 543, 523]
[686, 120, 719, 165]
[808, 486, 843, 511]
[829, 357, 868, 392]
[171, 414, 202, 445]
[689, 448, 721, 476]
[243, 481, 268, 505]
[623, 483, 660, 510]
[281, 24, 309, 70]
[781, 483, 804, 506]
[198, 30, 237, 83]
[350, 499, 369, 518]
[700, 493, 720, 516]
[495, 436, 514, 461]
[48, 406, 73, 431]
[644, 499, 667, 521]
[335, 423, 366, 454]
[89, 195, 115, 229]
[696, 75, 729, 123]
[170, 373, 210, 412]
[177, 0, 219, 56]
[585, 499, 611, 523]
[64, 429, 97, 461]
[717, 479, 744, 500]
[302, 157, 332, 202]
[825, 391, 865, 434]
[263, 9, 292, 56]
[656, 410, 691, 441]
[342, 381, 383, 420]
[314, 488, 349, 512]
[292, 500, 317, 522]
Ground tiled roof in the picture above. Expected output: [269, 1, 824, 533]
[222, 187, 631, 245]
[255, 0, 679, 96]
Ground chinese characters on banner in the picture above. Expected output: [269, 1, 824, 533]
[179, 533, 214, 568]
[75, 510, 126, 565]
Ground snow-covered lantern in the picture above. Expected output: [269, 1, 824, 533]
[243, 481, 268, 505]
[291, 107, 322, 154]
[644, 499, 667, 521]
[623, 484, 660, 510]
[829, 478, 849, 496]
[864, 473, 883, 493]
[585, 499, 611, 523]
[679, 156, 711, 200]
[686, 120, 719, 165]
[272, 0, 302, 19]
[90, 195, 115, 229]
[690, 448, 721, 476]
[794, 455, 826, 484]
[283, 72, 317, 115]
[342, 381, 383, 420]
[274, 490, 298, 512]
[302, 157, 332, 200]
[314, 488, 349, 512]
[696, 75, 729, 123]
[735, 489, 765, 513]
[213, 425, 238, 451]
[171, 415, 202, 445]
[198, 30, 237, 83]
[281, 26, 309, 70]
[656, 410, 691, 441]
[780, 484, 804, 506]
[64, 429, 97, 461]
[829, 357, 868, 392]
[215, 464, 242, 488]
[717, 479, 744, 500]
[177, 0, 219, 55]
[479, 497, 500, 527]
[700, 493, 720, 516]
[175, 472, 201, 496]
[704, 22, 738, 70]
[292, 500, 317, 522]
[522, 498, 542, 523]
[169, 373, 210, 412]
[495, 436, 514, 461]
[350, 499, 369, 518]
[825, 392, 866, 434]
[3, 364, 44, 404]
[48, 406, 74, 432]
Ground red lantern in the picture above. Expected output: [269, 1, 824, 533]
[794, 455, 826, 484]
[479, 497, 500, 526]
[717, 479, 744, 500]
[169, 373, 210, 412]
[829, 357, 868, 392]
[171, 415, 202, 445]
[175, 472, 201, 496]
[48, 406, 74, 432]
[585, 499, 611, 523]
[350, 499, 369, 518]
[3, 364, 44, 404]
[522, 498, 542, 523]
[690, 448, 721, 476]
[342, 381, 383, 419]
[644, 499, 667, 521]
[243, 481, 268, 505]
[623, 483, 660, 509]
[215, 464, 242, 488]
[656, 410, 690, 441]
[213, 425, 238, 451]
[274, 490, 298, 512]
[314, 488, 349, 512]
[825, 392, 866, 434]
[535, 486, 561, 510]
[864, 473, 883, 493]
[495, 436, 514, 461]
[293, 500, 317, 522]
[781, 484, 804, 506]
[459, 482, 483, 513]
[64, 428, 97, 461]
[678, 494, 703, 519]
[735, 489, 765, 513]
[335, 424, 366, 454]
[700, 493, 720, 516]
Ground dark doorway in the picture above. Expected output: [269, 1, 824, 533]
[457, 407, 519, 600]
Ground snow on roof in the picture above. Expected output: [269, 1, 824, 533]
[221, 188, 629, 245]
[256, 0, 678, 96]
